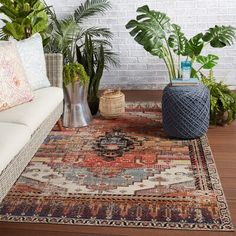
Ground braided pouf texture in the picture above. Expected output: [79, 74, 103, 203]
[162, 84, 210, 139]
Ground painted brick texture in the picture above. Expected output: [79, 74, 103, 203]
[47, 0, 236, 89]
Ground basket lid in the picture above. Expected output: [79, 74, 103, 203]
[102, 89, 123, 98]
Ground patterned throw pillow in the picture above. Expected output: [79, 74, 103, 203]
[10, 33, 51, 90]
[0, 42, 34, 111]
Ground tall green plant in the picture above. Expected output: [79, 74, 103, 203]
[0, 0, 48, 41]
[44, 0, 119, 114]
[126, 5, 236, 81]
[44, 0, 118, 68]
[76, 34, 105, 100]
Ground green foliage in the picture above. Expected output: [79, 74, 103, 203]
[126, 5, 236, 81]
[196, 54, 219, 69]
[186, 33, 204, 58]
[202, 71, 236, 125]
[0, 0, 48, 40]
[44, 0, 119, 90]
[126, 5, 171, 58]
[45, 14, 80, 63]
[126, 4, 236, 125]
[202, 25, 236, 48]
[74, 0, 111, 23]
[63, 62, 89, 86]
[192, 54, 219, 77]
[168, 24, 188, 56]
[76, 34, 105, 100]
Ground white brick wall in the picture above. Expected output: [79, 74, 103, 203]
[47, 1, 236, 89]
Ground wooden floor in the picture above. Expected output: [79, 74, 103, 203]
[1, 90, 236, 236]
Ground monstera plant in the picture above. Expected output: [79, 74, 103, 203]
[0, 0, 48, 41]
[126, 5, 236, 82]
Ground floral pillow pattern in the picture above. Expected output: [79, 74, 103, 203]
[0, 42, 34, 111]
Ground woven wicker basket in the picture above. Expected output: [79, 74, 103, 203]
[99, 89, 125, 119]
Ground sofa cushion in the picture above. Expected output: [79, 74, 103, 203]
[0, 122, 31, 174]
[0, 87, 63, 134]
[0, 41, 33, 111]
[10, 33, 51, 90]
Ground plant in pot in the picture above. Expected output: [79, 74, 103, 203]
[63, 62, 91, 127]
[43, 13, 92, 127]
[76, 33, 119, 115]
[76, 34, 105, 115]
[0, 0, 49, 42]
[202, 70, 236, 126]
[126, 5, 236, 124]
[44, 0, 119, 116]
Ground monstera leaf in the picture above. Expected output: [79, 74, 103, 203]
[203, 25, 236, 48]
[168, 24, 188, 55]
[186, 33, 204, 58]
[196, 54, 219, 69]
[126, 5, 171, 58]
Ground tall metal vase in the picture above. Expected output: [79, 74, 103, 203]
[63, 81, 92, 127]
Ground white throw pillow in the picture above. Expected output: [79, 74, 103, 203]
[10, 33, 50, 90]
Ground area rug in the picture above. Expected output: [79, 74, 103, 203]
[0, 105, 234, 231]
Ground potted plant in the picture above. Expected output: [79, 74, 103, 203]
[0, 0, 49, 42]
[63, 62, 91, 127]
[44, 0, 119, 116]
[43, 10, 92, 127]
[76, 34, 107, 115]
[126, 5, 235, 81]
[126, 5, 236, 124]
[202, 70, 236, 125]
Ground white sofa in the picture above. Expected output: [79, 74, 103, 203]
[0, 54, 64, 202]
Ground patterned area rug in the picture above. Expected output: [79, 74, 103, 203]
[0, 105, 234, 231]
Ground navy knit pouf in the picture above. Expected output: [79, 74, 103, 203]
[162, 84, 210, 139]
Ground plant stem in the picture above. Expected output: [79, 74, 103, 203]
[178, 55, 180, 78]
[163, 56, 172, 83]
[164, 38, 176, 79]
[163, 47, 175, 81]
[195, 65, 204, 76]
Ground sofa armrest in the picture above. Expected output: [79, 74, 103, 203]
[45, 53, 63, 88]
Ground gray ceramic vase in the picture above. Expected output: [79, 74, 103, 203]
[63, 81, 92, 128]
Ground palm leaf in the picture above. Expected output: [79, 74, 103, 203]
[202, 25, 236, 48]
[74, 0, 111, 23]
[53, 17, 81, 62]
[81, 26, 113, 39]
[0, 28, 8, 40]
[103, 49, 119, 68]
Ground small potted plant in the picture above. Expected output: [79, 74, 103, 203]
[63, 62, 91, 127]
[202, 71, 236, 126]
